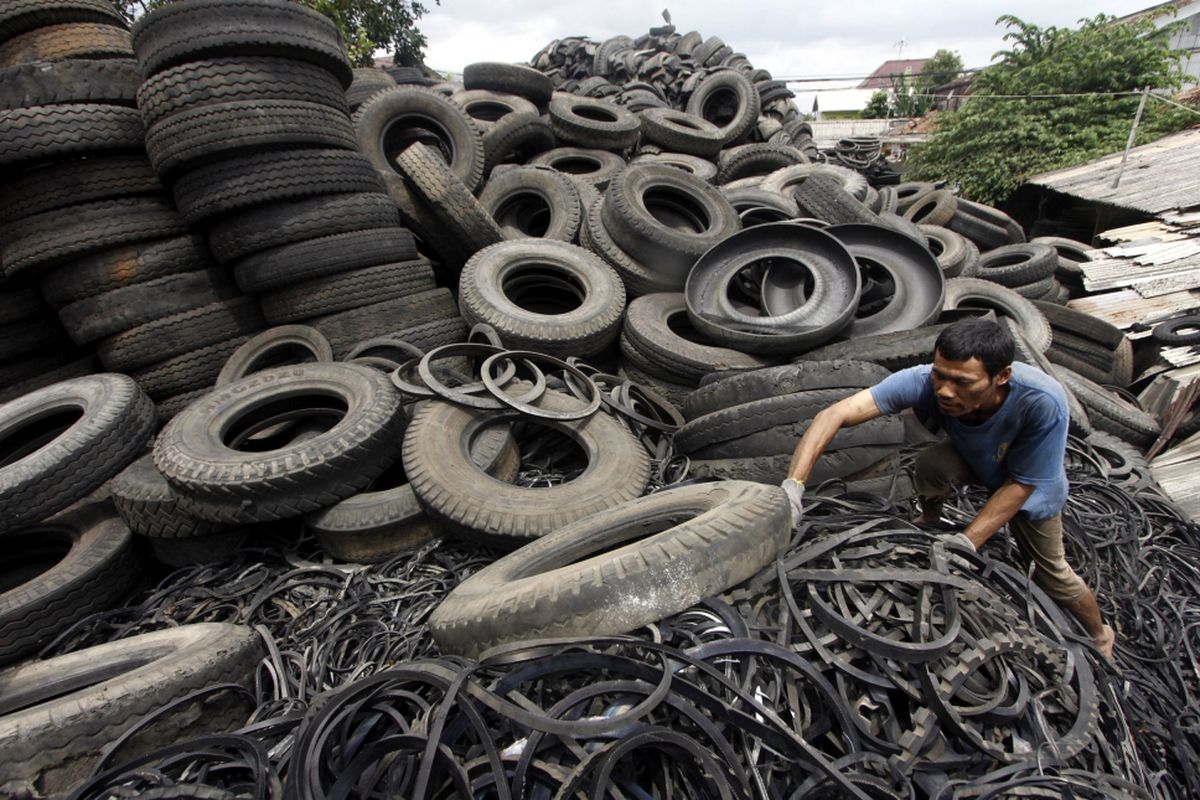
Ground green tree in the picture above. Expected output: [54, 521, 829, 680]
[863, 89, 891, 118]
[906, 13, 1190, 205]
[917, 48, 964, 92]
[118, 0, 433, 67]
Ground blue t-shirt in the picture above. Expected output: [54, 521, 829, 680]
[870, 362, 1069, 520]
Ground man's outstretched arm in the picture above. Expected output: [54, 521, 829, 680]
[787, 388, 883, 484]
[962, 479, 1034, 549]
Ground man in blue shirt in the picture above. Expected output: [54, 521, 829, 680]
[782, 318, 1114, 659]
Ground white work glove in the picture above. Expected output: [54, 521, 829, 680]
[781, 478, 805, 527]
[937, 532, 976, 552]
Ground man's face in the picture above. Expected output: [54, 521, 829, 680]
[930, 351, 1011, 418]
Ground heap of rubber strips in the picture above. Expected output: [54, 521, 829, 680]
[48, 435, 1200, 800]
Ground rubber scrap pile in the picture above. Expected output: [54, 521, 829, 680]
[0, 1, 1197, 798]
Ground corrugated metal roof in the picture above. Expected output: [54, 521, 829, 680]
[1075, 217, 1200, 296]
[1067, 287, 1200, 328]
[1026, 128, 1200, 215]
[1149, 458, 1200, 521]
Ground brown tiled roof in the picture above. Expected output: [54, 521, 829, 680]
[857, 58, 930, 89]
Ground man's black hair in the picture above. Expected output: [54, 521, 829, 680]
[933, 318, 1014, 377]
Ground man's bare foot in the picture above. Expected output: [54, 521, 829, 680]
[1094, 624, 1115, 660]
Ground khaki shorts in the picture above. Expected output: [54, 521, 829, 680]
[914, 440, 1088, 602]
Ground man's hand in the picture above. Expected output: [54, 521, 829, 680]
[781, 478, 805, 527]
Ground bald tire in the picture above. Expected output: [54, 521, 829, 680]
[689, 416, 905, 460]
[57, 268, 236, 345]
[675, 389, 900, 455]
[0, 624, 261, 797]
[682, 360, 892, 420]
[0, 503, 140, 666]
[1004, 318, 1092, 437]
[795, 326, 952, 373]
[430, 481, 790, 657]
[617, 361, 693, 411]
[482, 111, 556, 176]
[463, 61, 554, 104]
[477, 165, 583, 242]
[942, 278, 1051, 353]
[402, 388, 651, 547]
[0, 374, 156, 535]
[581, 196, 680, 296]
[622, 292, 772, 383]
[688, 446, 899, 484]
[308, 427, 519, 564]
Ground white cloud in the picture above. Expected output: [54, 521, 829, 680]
[416, 0, 1151, 79]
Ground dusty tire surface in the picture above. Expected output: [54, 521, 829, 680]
[0, 373, 155, 535]
[0, 503, 139, 666]
[458, 239, 625, 358]
[155, 362, 405, 523]
[0, 623, 261, 796]
[430, 480, 791, 657]
[402, 388, 651, 546]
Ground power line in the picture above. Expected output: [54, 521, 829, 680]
[777, 67, 985, 84]
[1149, 92, 1200, 117]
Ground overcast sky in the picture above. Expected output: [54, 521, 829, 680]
[419, 0, 1157, 81]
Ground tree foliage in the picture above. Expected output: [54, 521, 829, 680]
[917, 48, 964, 93]
[863, 89, 891, 119]
[863, 49, 963, 119]
[906, 13, 1191, 205]
[117, 0, 433, 67]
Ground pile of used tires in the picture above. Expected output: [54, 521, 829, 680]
[0, 5, 1191, 798]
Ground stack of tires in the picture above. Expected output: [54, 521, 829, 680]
[530, 29, 812, 152]
[972, 243, 1071, 304]
[0, 372, 156, 665]
[674, 362, 907, 484]
[351, 63, 562, 276]
[617, 293, 771, 407]
[583, 162, 742, 296]
[130, 0, 460, 363]
[0, 3, 271, 421]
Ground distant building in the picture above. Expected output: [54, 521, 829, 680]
[856, 59, 931, 90]
[1118, 1, 1200, 87]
